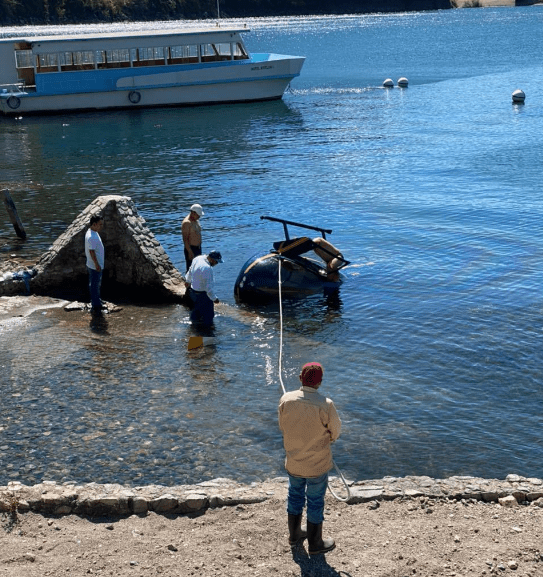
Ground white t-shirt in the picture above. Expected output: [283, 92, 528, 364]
[85, 228, 104, 270]
[185, 254, 217, 301]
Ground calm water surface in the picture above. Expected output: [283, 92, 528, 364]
[1, 7, 543, 486]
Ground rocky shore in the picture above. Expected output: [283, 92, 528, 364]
[2, 474, 543, 577]
[2, 474, 542, 518]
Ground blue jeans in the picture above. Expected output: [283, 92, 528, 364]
[287, 472, 328, 524]
[88, 267, 103, 310]
[189, 289, 214, 326]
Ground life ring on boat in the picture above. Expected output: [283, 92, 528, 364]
[128, 91, 141, 104]
[6, 96, 21, 110]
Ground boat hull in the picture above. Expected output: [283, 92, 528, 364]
[234, 252, 341, 302]
[0, 54, 304, 116]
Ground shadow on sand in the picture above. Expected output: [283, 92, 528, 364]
[291, 544, 353, 577]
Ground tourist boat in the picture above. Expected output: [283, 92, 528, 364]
[0, 27, 305, 115]
[234, 216, 350, 302]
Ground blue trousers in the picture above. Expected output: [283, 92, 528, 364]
[88, 267, 103, 310]
[189, 289, 215, 326]
[287, 472, 328, 524]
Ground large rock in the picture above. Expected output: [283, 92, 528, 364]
[2, 195, 186, 302]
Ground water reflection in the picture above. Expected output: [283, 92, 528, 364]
[0, 99, 304, 261]
[89, 312, 109, 334]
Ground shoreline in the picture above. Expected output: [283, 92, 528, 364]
[3, 475, 543, 577]
[2, 473, 542, 518]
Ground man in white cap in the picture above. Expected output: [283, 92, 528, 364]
[182, 203, 204, 272]
[184, 250, 223, 327]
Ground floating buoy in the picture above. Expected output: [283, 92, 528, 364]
[512, 89, 525, 103]
[397, 77, 409, 87]
[383, 78, 394, 88]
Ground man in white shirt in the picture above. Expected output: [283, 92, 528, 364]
[184, 250, 223, 326]
[84, 215, 104, 314]
[278, 362, 341, 555]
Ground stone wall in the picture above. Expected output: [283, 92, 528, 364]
[0, 196, 186, 303]
[0, 474, 542, 518]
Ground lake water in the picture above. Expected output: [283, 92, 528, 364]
[1, 7, 543, 487]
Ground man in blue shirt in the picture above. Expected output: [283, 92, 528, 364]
[184, 250, 223, 326]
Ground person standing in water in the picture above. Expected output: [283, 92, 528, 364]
[184, 250, 223, 327]
[85, 214, 105, 315]
[182, 203, 204, 272]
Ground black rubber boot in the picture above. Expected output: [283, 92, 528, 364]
[307, 521, 335, 555]
[288, 513, 307, 545]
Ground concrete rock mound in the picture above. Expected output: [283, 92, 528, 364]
[2, 195, 186, 302]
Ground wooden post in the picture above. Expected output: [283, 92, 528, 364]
[3, 189, 27, 240]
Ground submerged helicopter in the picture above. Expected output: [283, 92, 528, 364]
[234, 216, 350, 302]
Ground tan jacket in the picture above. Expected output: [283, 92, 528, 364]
[278, 386, 341, 478]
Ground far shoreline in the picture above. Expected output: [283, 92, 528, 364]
[1, 0, 541, 28]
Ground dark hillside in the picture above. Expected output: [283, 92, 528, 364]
[0, 0, 451, 26]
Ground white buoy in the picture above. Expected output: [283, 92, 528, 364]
[383, 78, 394, 88]
[512, 89, 525, 103]
[397, 77, 409, 87]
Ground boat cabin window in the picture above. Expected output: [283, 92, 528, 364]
[95, 49, 131, 69]
[200, 42, 248, 62]
[14, 49, 36, 88]
[15, 50, 34, 68]
[26, 37, 250, 74]
[73, 51, 96, 70]
[233, 42, 248, 60]
[59, 51, 72, 70]
[215, 42, 233, 60]
[37, 53, 60, 73]
[136, 46, 166, 67]
[169, 44, 199, 64]
[200, 43, 218, 62]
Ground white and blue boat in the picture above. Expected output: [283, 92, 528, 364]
[0, 27, 305, 115]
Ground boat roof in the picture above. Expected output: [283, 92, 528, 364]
[0, 26, 250, 47]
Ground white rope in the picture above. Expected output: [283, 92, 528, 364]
[277, 258, 350, 502]
[278, 257, 286, 395]
[328, 459, 351, 502]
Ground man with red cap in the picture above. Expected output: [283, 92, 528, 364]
[278, 362, 341, 555]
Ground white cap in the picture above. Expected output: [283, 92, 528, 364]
[190, 204, 204, 216]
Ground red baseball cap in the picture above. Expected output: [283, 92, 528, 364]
[300, 362, 324, 387]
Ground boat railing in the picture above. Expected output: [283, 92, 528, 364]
[0, 82, 26, 95]
[261, 215, 333, 240]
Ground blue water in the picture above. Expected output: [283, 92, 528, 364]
[1, 7, 543, 487]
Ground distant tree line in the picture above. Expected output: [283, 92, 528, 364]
[0, 0, 451, 26]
